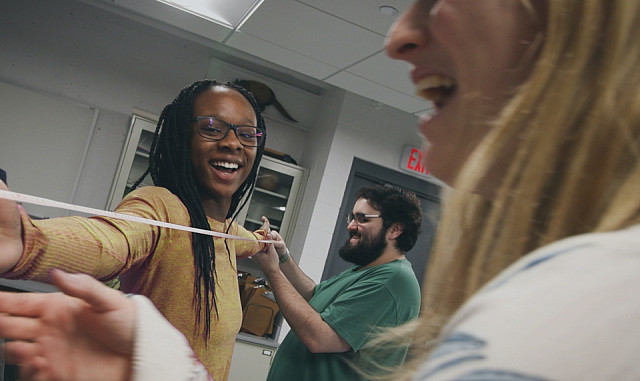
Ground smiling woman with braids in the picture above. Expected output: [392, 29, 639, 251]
[0, 79, 270, 380]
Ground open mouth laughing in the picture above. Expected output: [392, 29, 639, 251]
[349, 231, 361, 243]
[211, 161, 241, 173]
[415, 75, 457, 109]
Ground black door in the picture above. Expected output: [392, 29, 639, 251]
[321, 158, 441, 288]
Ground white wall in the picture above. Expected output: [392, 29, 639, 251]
[0, 0, 330, 214]
[0, 0, 215, 212]
[299, 91, 420, 282]
[1, 0, 425, 346]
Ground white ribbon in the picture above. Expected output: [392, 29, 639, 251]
[0, 190, 273, 243]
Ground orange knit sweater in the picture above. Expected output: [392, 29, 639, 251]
[5, 186, 266, 380]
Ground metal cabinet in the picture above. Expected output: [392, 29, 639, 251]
[228, 341, 276, 381]
[107, 115, 156, 210]
[233, 155, 306, 346]
[234, 156, 306, 244]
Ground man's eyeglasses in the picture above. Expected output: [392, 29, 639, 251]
[194, 116, 266, 147]
[346, 212, 382, 224]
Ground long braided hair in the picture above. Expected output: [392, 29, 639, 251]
[130, 79, 266, 340]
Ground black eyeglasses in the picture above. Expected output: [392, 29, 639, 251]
[194, 116, 266, 147]
[346, 212, 382, 224]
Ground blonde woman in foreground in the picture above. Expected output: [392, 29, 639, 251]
[382, 0, 640, 379]
[1, 0, 640, 380]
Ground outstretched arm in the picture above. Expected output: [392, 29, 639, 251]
[251, 232, 351, 353]
[0, 180, 23, 273]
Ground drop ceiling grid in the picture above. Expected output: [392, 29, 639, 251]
[225, 30, 340, 80]
[236, 0, 385, 69]
[295, 0, 414, 35]
[344, 50, 416, 98]
[324, 70, 428, 114]
[112, 0, 232, 42]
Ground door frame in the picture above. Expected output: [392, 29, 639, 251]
[321, 157, 442, 287]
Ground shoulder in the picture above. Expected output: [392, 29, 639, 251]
[472, 224, 640, 310]
[424, 225, 640, 380]
[481, 223, 640, 292]
[354, 260, 421, 303]
[363, 259, 419, 287]
[123, 186, 178, 203]
[116, 186, 188, 223]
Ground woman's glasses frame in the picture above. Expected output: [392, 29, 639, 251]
[194, 116, 265, 147]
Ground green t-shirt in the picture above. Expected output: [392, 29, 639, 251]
[266, 259, 421, 381]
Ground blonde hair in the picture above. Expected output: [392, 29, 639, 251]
[383, 1, 640, 380]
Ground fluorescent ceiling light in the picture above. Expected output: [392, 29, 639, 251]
[155, 0, 264, 29]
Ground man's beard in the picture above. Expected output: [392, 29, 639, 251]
[338, 227, 387, 266]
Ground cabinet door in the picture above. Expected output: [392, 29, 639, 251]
[107, 115, 156, 210]
[239, 156, 306, 243]
[228, 341, 276, 381]
[234, 156, 306, 345]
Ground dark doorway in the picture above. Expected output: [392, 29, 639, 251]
[321, 158, 441, 288]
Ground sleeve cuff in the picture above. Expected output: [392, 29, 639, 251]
[130, 295, 212, 381]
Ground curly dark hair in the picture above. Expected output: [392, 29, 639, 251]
[130, 79, 266, 340]
[355, 184, 422, 252]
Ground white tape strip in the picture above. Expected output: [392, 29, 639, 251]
[0, 190, 273, 243]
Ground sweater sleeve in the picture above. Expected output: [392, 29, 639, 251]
[131, 295, 214, 381]
[4, 187, 182, 282]
[233, 223, 269, 258]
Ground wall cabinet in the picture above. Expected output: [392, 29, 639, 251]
[228, 341, 276, 381]
[107, 115, 156, 210]
[234, 155, 307, 244]
[234, 155, 306, 347]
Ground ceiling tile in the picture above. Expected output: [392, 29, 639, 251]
[88, 0, 433, 114]
[152, 0, 263, 28]
[324, 71, 430, 114]
[346, 50, 415, 98]
[237, 0, 384, 70]
[296, 0, 413, 35]
[113, 0, 231, 41]
[225, 31, 339, 80]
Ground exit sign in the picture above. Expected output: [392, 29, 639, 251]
[399, 145, 431, 178]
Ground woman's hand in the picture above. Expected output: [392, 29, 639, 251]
[251, 231, 287, 274]
[0, 269, 136, 381]
[0, 180, 23, 273]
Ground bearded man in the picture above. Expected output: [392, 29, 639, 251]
[251, 184, 423, 381]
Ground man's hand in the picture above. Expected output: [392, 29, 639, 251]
[260, 216, 271, 233]
[251, 231, 286, 274]
[0, 180, 23, 273]
[0, 269, 136, 381]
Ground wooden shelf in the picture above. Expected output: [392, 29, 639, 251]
[254, 187, 287, 199]
[262, 113, 308, 132]
[135, 149, 150, 158]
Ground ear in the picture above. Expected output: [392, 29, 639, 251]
[386, 223, 404, 241]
